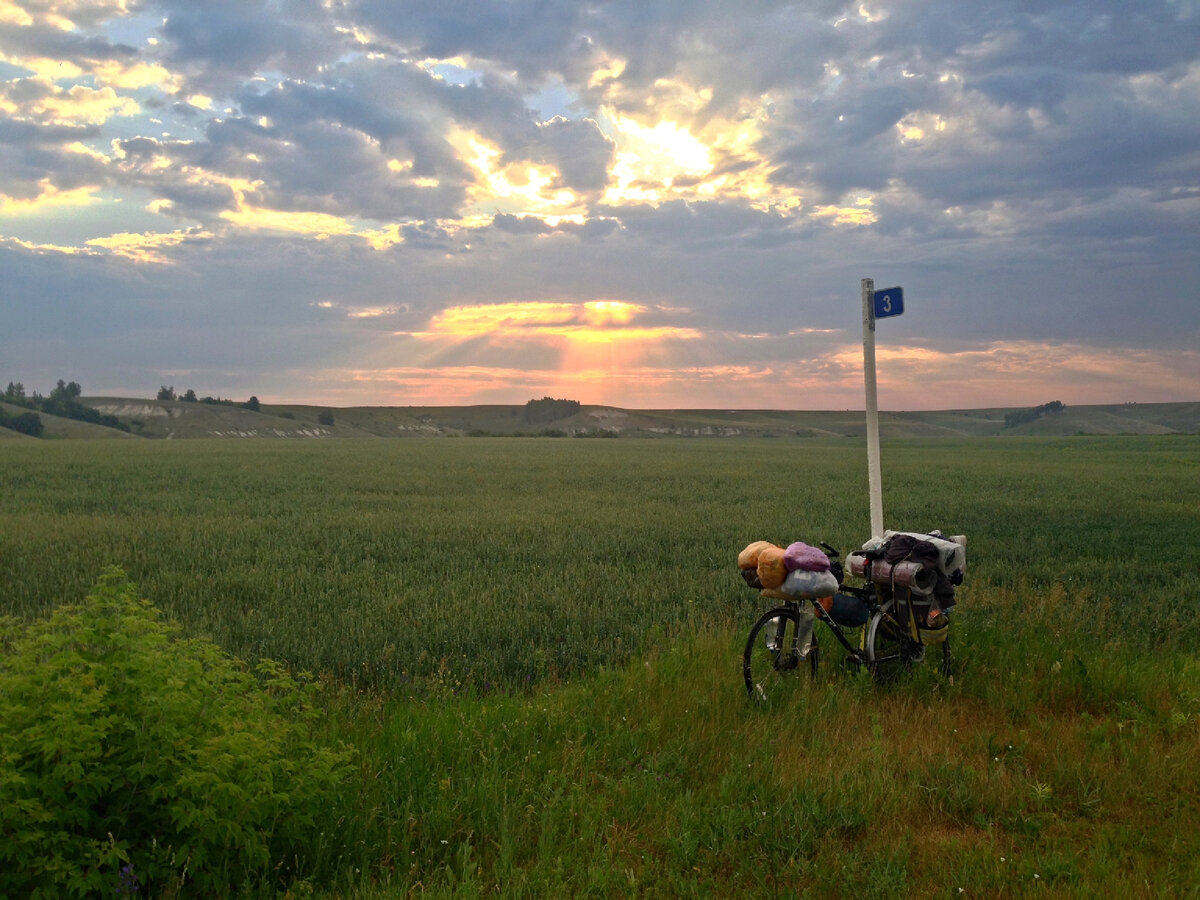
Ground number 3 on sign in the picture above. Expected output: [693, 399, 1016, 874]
[873, 287, 904, 319]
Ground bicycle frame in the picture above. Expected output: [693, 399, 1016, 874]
[815, 583, 937, 665]
[810, 588, 874, 662]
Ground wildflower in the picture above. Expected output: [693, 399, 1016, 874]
[117, 864, 140, 895]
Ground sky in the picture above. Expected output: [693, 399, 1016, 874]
[1, 0, 1198, 410]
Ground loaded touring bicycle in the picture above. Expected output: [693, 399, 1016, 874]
[739, 532, 964, 701]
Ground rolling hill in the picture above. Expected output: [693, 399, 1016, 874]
[20, 398, 1186, 439]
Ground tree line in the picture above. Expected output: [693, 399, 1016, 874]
[1003, 400, 1066, 429]
[2, 380, 334, 438]
[523, 396, 582, 425]
[1, 380, 129, 437]
[156, 385, 261, 411]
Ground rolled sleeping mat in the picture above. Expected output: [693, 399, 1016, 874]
[846, 553, 874, 579]
[883, 530, 966, 574]
[847, 555, 937, 595]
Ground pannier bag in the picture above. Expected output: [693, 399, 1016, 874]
[918, 612, 950, 645]
[820, 591, 870, 628]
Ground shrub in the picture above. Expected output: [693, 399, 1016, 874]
[0, 569, 354, 898]
[0, 409, 44, 437]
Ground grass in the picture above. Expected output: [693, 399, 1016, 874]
[2, 435, 1199, 896]
[321, 608, 1200, 897]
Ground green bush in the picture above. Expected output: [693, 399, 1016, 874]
[0, 568, 354, 898]
[0, 409, 43, 436]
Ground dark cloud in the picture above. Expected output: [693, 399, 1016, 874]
[348, 0, 591, 82]
[153, 0, 346, 91]
[0, 121, 107, 199]
[0, 24, 139, 68]
[492, 213, 550, 235]
[525, 117, 614, 192]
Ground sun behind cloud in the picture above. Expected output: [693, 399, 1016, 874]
[417, 300, 699, 342]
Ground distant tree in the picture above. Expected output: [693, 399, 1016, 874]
[40, 380, 83, 418]
[157, 385, 176, 401]
[181, 389, 197, 402]
[50, 380, 82, 402]
[1, 410, 44, 437]
[242, 396, 261, 412]
[13, 379, 130, 433]
[524, 397, 581, 425]
[4, 382, 26, 402]
[1003, 400, 1066, 429]
[317, 410, 335, 426]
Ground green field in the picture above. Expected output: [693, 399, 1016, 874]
[2, 436, 1199, 896]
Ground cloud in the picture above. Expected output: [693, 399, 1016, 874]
[0, 75, 139, 125]
[85, 226, 211, 262]
[0, 0, 1196, 407]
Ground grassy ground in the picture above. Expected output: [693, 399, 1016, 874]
[321, 611, 1200, 898]
[2, 436, 1198, 896]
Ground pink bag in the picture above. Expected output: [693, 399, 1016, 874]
[784, 541, 831, 572]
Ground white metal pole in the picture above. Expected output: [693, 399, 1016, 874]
[862, 278, 884, 539]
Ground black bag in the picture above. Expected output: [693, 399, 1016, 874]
[827, 592, 869, 627]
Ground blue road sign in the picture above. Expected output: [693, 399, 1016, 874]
[874, 286, 904, 319]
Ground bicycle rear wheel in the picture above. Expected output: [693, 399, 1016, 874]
[865, 611, 917, 684]
[743, 606, 818, 701]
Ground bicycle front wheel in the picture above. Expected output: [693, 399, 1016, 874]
[743, 606, 818, 701]
[865, 611, 916, 684]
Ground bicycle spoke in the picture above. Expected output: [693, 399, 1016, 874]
[744, 606, 817, 700]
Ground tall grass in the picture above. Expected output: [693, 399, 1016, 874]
[4, 437, 1196, 692]
[321, 605, 1200, 897]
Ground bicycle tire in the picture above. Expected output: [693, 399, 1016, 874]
[743, 606, 818, 701]
[865, 610, 916, 684]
